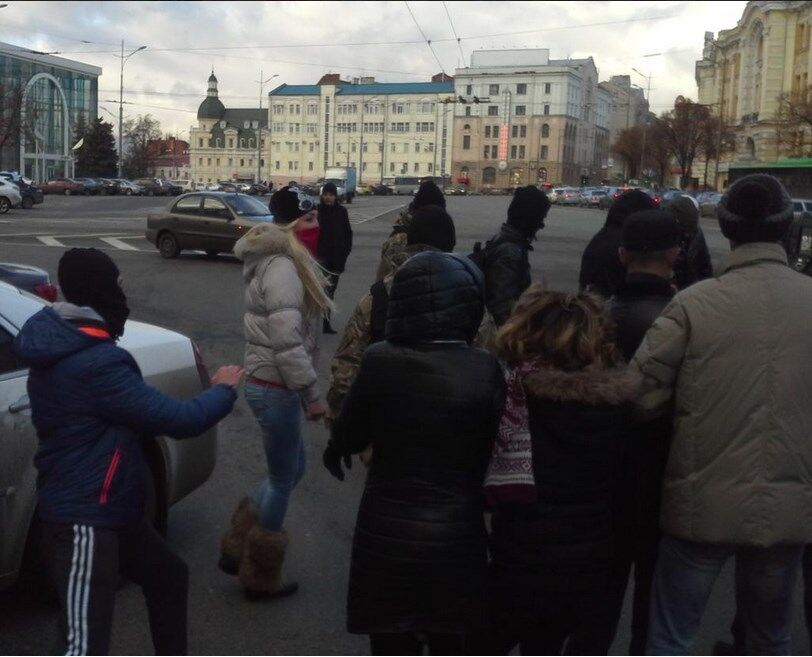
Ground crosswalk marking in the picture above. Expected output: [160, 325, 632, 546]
[99, 237, 139, 251]
[37, 236, 66, 247]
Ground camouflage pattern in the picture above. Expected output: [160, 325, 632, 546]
[375, 209, 413, 282]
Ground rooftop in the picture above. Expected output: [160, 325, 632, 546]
[269, 81, 455, 97]
[0, 40, 102, 77]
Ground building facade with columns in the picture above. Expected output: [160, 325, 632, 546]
[189, 72, 268, 184]
[695, 0, 812, 189]
[266, 73, 455, 187]
[450, 49, 611, 191]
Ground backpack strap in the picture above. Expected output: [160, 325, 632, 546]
[369, 281, 390, 344]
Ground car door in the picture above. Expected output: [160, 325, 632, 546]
[200, 196, 237, 252]
[0, 318, 37, 586]
[168, 194, 204, 249]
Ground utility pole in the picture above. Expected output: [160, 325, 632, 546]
[256, 71, 278, 184]
[116, 41, 147, 178]
[713, 57, 726, 190]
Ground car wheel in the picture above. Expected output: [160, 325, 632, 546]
[158, 232, 181, 259]
[148, 190, 154, 197]
[0, 197, 9, 214]
[205, 250, 219, 258]
[64, 189, 71, 196]
[125, 188, 133, 196]
[22, 196, 33, 209]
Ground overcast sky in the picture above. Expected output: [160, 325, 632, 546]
[1, 1, 748, 137]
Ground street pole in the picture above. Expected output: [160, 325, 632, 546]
[713, 58, 726, 191]
[118, 40, 124, 178]
[256, 72, 278, 184]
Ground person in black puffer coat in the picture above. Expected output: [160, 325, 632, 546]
[579, 190, 656, 298]
[665, 195, 714, 290]
[324, 251, 505, 656]
[317, 182, 353, 333]
[481, 185, 551, 327]
[488, 287, 639, 655]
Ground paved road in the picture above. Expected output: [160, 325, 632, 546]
[0, 195, 807, 655]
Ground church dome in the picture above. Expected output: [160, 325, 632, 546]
[197, 96, 225, 120]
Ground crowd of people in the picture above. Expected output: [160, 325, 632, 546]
[12, 173, 812, 655]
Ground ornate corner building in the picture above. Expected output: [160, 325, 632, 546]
[696, 0, 812, 189]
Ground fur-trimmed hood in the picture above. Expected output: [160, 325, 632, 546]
[523, 365, 641, 406]
[234, 223, 293, 281]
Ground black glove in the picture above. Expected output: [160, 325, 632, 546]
[323, 442, 351, 481]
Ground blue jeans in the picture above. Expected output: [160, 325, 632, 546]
[647, 535, 803, 655]
[244, 383, 305, 532]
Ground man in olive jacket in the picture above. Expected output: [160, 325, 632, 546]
[631, 174, 812, 655]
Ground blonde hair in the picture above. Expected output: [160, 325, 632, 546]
[497, 284, 621, 370]
[277, 218, 336, 317]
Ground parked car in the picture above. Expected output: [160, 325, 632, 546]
[40, 178, 86, 196]
[581, 189, 608, 207]
[146, 192, 275, 259]
[172, 180, 195, 194]
[72, 178, 104, 195]
[699, 192, 724, 217]
[113, 179, 143, 196]
[134, 178, 167, 196]
[247, 182, 269, 196]
[558, 188, 582, 206]
[96, 178, 120, 195]
[371, 183, 394, 196]
[205, 182, 222, 191]
[0, 263, 57, 302]
[639, 188, 662, 207]
[194, 182, 207, 192]
[793, 199, 812, 220]
[0, 280, 219, 591]
[216, 182, 239, 193]
[0, 180, 22, 213]
[157, 179, 183, 196]
[446, 184, 468, 196]
[661, 189, 687, 203]
[10, 180, 44, 209]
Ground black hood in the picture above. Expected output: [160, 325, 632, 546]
[606, 190, 656, 228]
[385, 251, 484, 344]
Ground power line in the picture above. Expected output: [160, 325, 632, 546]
[442, 1, 466, 67]
[404, 0, 447, 75]
[101, 99, 196, 114]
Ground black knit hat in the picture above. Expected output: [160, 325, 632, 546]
[666, 195, 700, 235]
[606, 189, 656, 228]
[622, 209, 682, 253]
[321, 182, 338, 196]
[507, 185, 551, 238]
[411, 180, 446, 210]
[717, 174, 793, 244]
[407, 204, 456, 252]
[270, 186, 305, 224]
[58, 248, 130, 338]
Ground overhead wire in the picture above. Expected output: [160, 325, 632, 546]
[404, 1, 447, 76]
[442, 1, 466, 67]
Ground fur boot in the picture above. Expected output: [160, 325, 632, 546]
[218, 497, 258, 576]
[238, 526, 299, 600]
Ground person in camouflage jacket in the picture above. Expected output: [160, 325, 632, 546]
[375, 180, 447, 282]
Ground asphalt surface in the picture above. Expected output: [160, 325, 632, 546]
[0, 194, 807, 655]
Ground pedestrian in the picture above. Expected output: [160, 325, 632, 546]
[487, 287, 638, 655]
[317, 181, 353, 335]
[326, 204, 456, 423]
[220, 186, 333, 599]
[323, 251, 505, 656]
[665, 195, 714, 289]
[579, 190, 656, 298]
[375, 179, 446, 281]
[473, 185, 551, 328]
[13, 248, 243, 656]
[632, 174, 812, 655]
[604, 209, 683, 654]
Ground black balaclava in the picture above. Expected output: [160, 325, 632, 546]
[407, 204, 456, 252]
[410, 180, 446, 212]
[507, 185, 552, 239]
[58, 248, 130, 339]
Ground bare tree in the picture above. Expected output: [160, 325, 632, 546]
[0, 82, 26, 160]
[610, 126, 645, 180]
[658, 98, 713, 188]
[775, 86, 812, 157]
[646, 118, 672, 187]
[122, 114, 161, 178]
[699, 115, 736, 189]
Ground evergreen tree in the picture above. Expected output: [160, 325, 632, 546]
[76, 118, 118, 177]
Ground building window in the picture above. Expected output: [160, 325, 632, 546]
[198, 138, 203, 147]
[544, 83, 551, 94]
[520, 125, 527, 138]
[309, 143, 315, 153]
[462, 135, 471, 150]
[391, 143, 396, 152]
[510, 145, 517, 159]
[403, 143, 409, 153]
[275, 161, 280, 170]
[485, 126, 491, 138]
[489, 84, 499, 95]
[540, 145, 549, 159]
[519, 145, 525, 159]
[240, 139, 245, 148]
[544, 104, 550, 115]
[390, 162, 395, 172]
[488, 106, 498, 116]
[273, 104, 284, 115]
[484, 145, 490, 159]
[517, 83, 527, 95]
[228, 158, 233, 166]
[515, 105, 526, 116]
[309, 162, 314, 171]
[207, 157, 211, 165]
[228, 138, 234, 148]
[337, 144, 342, 153]
[240, 158, 244, 166]
[542, 123, 550, 138]
[427, 163, 433, 172]
[216, 158, 220, 166]
[307, 104, 318, 115]
[198, 158, 203, 165]
[414, 143, 420, 153]
[466, 84, 472, 95]
[493, 125, 500, 138]
[260, 159, 264, 167]
[512, 125, 518, 138]
[465, 106, 471, 116]
[482, 167, 496, 184]
[414, 162, 419, 172]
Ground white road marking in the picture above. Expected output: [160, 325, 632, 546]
[37, 236, 66, 247]
[350, 204, 406, 225]
[99, 237, 139, 251]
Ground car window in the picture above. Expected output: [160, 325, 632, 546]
[173, 195, 202, 213]
[225, 195, 273, 217]
[795, 202, 803, 211]
[0, 325, 21, 375]
[203, 197, 231, 219]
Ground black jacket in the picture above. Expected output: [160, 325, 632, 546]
[673, 227, 713, 290]
[484, 224, 533, 327]
[489, 367, 637, 608]
[579, 224, 624, 299]
[332, 252, 505, 635]
[607, 273, 675, 361]
[317, 202, 353, 273]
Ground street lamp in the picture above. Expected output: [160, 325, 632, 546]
[115, 42, 147, 177]
[632, 62, 659, 182]
[256, 71, 278, 184]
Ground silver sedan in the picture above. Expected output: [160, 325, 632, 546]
[0, 282, 219, 591]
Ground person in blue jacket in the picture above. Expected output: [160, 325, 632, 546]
[13, 248, 244, 656]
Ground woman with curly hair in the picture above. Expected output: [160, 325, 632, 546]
[486, 286, 639, 655]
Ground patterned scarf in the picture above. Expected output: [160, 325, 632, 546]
[484, 361, 538, 507]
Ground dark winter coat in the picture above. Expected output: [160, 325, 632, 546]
[317, 202, 353, 273]
[673, 227, 714, 290]
[579, 224, 624, 298]
[484, 224, 533, 327]
[14, 305, 236, 528]
[607, 273, 675, 361]
[332, 252, 505, 635]
[489, 367, 638, 611]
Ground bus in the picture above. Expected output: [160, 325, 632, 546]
[728, 158, 812, 197]
[391, 176, 420, 195]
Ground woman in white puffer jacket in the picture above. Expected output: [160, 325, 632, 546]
[220, 186, 334, 600]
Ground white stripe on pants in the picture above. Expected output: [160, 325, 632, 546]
[65, 525, 94, 656]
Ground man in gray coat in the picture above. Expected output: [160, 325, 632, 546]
[632, 174, 812, 655]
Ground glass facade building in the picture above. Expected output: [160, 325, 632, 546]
[0, 42, 100, 180]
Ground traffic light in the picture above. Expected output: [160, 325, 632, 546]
[580, 174, 589, 186]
